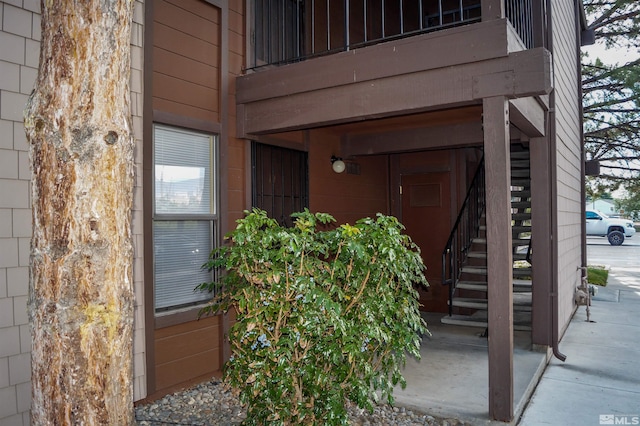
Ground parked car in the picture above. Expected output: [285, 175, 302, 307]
[585, 209, 636, 246]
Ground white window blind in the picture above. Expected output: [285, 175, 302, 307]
[153, 125, 217, 311]
[154, 125, 214, 215]
[154, 221, 212, 310]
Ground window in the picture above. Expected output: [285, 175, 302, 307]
[586, 211, 601, 220]
[153, 124, 217, 312]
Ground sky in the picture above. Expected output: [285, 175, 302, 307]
[582, 40, 640, 65]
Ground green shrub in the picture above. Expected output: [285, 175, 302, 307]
[587, 265, 608, 286]
[198, 209, 428, 425]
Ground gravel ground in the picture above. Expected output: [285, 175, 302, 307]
[135, 379, 471, 426]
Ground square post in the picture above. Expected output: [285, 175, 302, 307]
[483, 96, 514, 422]
[481, 0, 505, 21]
[530, 134, 553, 346]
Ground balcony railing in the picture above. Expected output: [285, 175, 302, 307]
[505, 0, 534, 49]
[251, 0, 534, 70]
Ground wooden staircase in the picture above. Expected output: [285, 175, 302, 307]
[441, 146, 533, 331]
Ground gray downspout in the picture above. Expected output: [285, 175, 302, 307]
[545, 0, 567, 362]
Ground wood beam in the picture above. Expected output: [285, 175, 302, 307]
[238, 48, 551, 136]
[483, 96, 514, 422]
[342, 122, 483, 156]
[509, 97, 546, 137]
[340, 122, 524, 157]
[530, 135, 553, 346]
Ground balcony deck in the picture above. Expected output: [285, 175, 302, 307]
[237, 18, 549, 138]
[250, 0, 533, 70]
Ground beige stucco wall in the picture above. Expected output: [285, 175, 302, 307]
[552, 0, 584, 335]
[0, 2, 146, 424]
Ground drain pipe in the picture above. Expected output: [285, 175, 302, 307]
[545, 0, 567, 362]
[575, 0, 594, 303]
[575, 1, 595, 322]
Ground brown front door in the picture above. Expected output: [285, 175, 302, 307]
[401, 172, 452, 312]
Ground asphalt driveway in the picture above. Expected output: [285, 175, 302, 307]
[518, 237, 640, 425]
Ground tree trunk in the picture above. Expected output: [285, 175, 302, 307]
[24, 1, 135, 424]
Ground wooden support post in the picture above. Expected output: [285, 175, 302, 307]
[481, 0, 505, 21]
[530, 135, 553, 346]
[483, 96, 514, 422]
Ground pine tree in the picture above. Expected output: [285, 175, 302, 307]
[582, 0, 640, 190]
[24, 1, 135, 423]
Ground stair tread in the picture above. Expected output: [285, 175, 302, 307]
[467, 252, 486, 259]
[456, 279, 532, 292]
[441, 314, 532, 331]
[444, 147, 534, 331]
[511, 202, 532, 208]
[511, 170, 531, 178]
[510, 151, 531, 159]
[451, 295, 531, 310]
[466, 251, 530, 261]
[461, 266, 487, 275]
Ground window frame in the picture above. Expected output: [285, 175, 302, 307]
[152, 123, 220, 314]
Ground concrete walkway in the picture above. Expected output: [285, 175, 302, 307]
[518, 249, 640, 425]
[395, 315, 547, 425]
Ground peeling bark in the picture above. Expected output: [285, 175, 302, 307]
[24, 1, 135, 424]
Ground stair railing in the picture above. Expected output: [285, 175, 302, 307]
[442, 157, 486, 316]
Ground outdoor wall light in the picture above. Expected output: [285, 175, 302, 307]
[331, 156, 346, 173]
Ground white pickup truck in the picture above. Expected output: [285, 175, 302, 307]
[586, 210, 636, 245]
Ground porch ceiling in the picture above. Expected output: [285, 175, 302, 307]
[236, 19, 552, 138]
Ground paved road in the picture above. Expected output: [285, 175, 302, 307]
[519, 238, 640, 425]
[587, 236, 640, 269]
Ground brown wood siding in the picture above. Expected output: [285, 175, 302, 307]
[226, 0, 247, 230]
[308, 129, 389, 225]
[154, 316, 222, 391]
[153, 0, 221, 122]
[146, 0, 231, 398]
